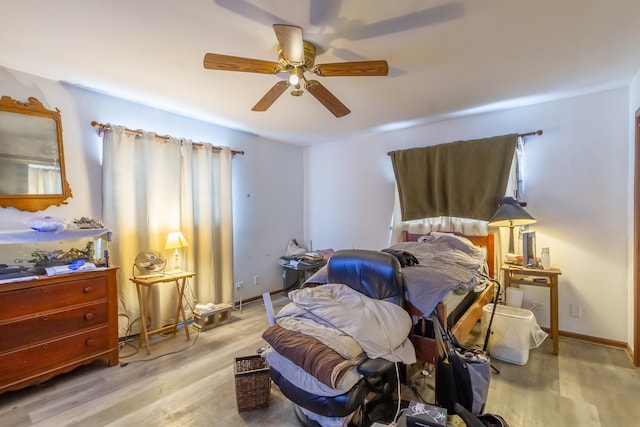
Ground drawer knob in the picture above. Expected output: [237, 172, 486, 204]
[85, 312, 94, 321]
[43, 344, 49, 350]
[42, 315, 49, 321]
[84, 286, 94, 293]
[86, 339, 95, 346]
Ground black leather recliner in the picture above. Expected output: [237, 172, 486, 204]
[269, 249, 405, 426]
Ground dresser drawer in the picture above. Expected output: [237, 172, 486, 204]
[0, 326, 111, 386]
[0, 276, 107, 321]
[0, 302, 108, 352]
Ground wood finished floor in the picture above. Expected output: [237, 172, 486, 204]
[1, 294, 639, 427]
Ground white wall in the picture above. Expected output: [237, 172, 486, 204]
[0, 66, 304, 301]
[305, 87, 630, 343]
[627, 69, 640, 350]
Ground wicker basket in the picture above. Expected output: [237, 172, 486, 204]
[234, 355, 271, 412]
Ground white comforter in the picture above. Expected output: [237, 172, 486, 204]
[279, 283, 416, 364]
[265, 282, 416, 398]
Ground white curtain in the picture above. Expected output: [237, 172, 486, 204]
[102, 126, 234, 337]
[28, 165, 62, 194]
[389, 187, 488, 244]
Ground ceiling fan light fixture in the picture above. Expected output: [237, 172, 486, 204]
[203, 24, 388, 116]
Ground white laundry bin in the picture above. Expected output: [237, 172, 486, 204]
[481, 304, 534, 365]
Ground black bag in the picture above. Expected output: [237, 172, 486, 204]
[381, 248, 419, 267]
[433, 314, 491, 415]
[454, 403, 510, 427]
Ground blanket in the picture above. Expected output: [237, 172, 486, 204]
[263, 348, 362, 397]
[265, 283, 415, 398]
[276, 315, 363, 360]
[389, 232, 487, 316]
[281, 283, 416, 364]
[262, 324, 362, 388]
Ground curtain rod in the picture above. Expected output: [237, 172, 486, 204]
[90, 121, 245, 156]
[518, 129, 543, 138]
[386, 130, 543, 155]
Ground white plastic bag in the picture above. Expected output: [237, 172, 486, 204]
[29, 216, 66, 232]
[530, 319, 548, 349]
[285, 238, 306, 256]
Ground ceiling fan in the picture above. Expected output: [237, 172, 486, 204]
[203, 24, 389, 117]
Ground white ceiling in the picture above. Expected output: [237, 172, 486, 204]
[2, 0, 640, 145]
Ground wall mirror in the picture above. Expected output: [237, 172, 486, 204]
[0, 96, 72, 212]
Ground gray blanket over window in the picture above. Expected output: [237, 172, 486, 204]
[390, 134, 518, 221]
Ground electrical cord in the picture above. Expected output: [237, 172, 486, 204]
[376, 303, 406, 426]
[119, 316, 144, 358]
[408, 379, 431, 405]
[120, 326, 199, 367]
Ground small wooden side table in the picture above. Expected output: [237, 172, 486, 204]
[129, 271, 195, 354]
[501, 264, 562, 355]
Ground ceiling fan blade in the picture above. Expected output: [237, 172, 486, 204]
[251, 81, 289, 111]
[203, 53, 280, 74]
[314, 60, 389, 77]
[304, 80, 351, 118]
[273, 24, 304, 65]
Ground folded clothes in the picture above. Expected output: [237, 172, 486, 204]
[45, 262, 97, 276]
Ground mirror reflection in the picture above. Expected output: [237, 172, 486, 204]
[0, 111, 62, 195]
[0, 96, 72, 212]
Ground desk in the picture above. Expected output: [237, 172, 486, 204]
[501, 264, 562, 355]
[281, 261, 326, 292]
[129, 271, 195, 354]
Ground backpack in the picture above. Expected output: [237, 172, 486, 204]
[433, 314, 491, 415]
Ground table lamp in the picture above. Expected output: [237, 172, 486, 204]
[164, 231, 189, 271]
[488, 197, 536, 253]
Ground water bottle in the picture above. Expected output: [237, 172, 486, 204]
[541, 247, 551, 269]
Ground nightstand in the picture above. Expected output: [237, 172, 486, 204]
[281, 260, 326, 292]
[501, 264, 562, 355]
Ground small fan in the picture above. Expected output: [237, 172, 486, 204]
[133, 250, 167, 277]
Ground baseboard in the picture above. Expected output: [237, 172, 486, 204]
[556, 329, 627, 349]
[234, 289, 282, 307]
[626, 343, 635, 364]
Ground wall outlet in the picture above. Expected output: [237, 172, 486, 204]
[570, 304, 582, 318]
[235, 281, 244, 289]
[531, 302, 543, 311]
[254, 275, 260, 286]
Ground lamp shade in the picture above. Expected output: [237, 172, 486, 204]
[488, 203, 537, 227]
[488, 197, 536, 254]
[164, 231, 189, 250]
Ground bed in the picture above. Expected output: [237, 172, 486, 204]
[394, 231, 495, 365]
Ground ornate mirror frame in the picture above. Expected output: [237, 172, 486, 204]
[0, 96, 72, 212]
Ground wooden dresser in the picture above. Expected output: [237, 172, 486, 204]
[0, 267, 119, 394]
